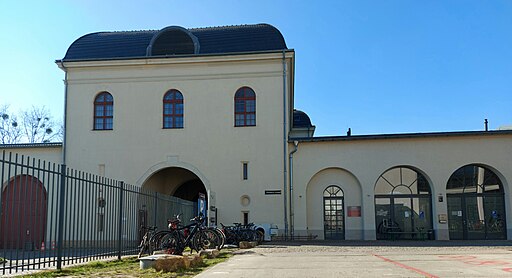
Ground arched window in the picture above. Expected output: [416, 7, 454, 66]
[323, 185, 344, 240]
[234, 87, 256, 127]
[163, 89, 184, 129]
[446, 165, 503, 194]
[94, 92, 113, 130]
[374, 167, 433, 240]
[446, 164, 506, 240]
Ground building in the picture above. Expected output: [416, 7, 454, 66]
[2, 24, 512, 241]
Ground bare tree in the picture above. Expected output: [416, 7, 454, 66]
[0, 105, 23, 144]
[21, 106, 61, 143]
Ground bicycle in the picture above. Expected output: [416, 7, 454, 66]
[221, 222, 263, 245]
[152, 214, 223, 255]
[138, 225, 158, 258]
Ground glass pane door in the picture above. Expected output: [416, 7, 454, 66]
[323, 197, 344, 239]
[484, 195, 506, 239]
[375, 198, 391, 239]
[394, 198, 413, 239]
[465, 196, 486, 239]
[447, 196, 464, 240]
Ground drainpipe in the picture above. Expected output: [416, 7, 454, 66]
[282, 50, 288, 239]
[289, 140, 298, 239]
[60, 62, 68, 165]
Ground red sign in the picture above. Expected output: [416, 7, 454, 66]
[347, 206, 361, 217]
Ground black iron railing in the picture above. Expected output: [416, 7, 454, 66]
[0, 150, 195, 275]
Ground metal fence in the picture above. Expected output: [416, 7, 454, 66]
[0, 151, 195, 275]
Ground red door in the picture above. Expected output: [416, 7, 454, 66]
[1, 175, 47, 249]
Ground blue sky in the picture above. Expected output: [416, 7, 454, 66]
[1, 0, 511, 136]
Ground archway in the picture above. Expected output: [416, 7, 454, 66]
[141, 167, 207, 202]
[139, 167, 207, 240]
[0, 175, 47, 249]
[446, 164, 506, 240]
[306, 168, 362, 240]
[374, 166, 433, 240]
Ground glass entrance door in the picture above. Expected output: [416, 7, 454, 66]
[465, 196, 486, 240]
[446, 165, 507, 240]
[485, 195, 506, 239]
[323, 185, 344, 240]
[447, 196, 464, 240]
[394, 198, 413, 239]
[447, 194, 506, 240]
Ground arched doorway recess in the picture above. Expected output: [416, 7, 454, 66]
[306, 168, 363, 240]
[374, 167, 433, 240]
[446, 164, 506, 240]
[139, 167, 208, 239]
[142, 167, 207, 202]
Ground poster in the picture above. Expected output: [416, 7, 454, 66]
[198, 193, 206, 217]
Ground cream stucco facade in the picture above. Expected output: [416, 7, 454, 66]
[2, 24, 511, 241]
[60, 52, 294, 229]
[291, 133, 512, 240]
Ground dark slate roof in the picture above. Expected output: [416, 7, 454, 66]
[293, 109, 314, 128]
[290, 130, 512, 143]
[63, 24, 288, 61]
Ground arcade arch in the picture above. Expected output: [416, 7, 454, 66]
[374, 166, 433, 240]
[446, 164, 507, 240]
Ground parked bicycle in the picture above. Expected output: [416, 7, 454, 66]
[138, 225, 157, 258]
[221, 222, 263, 245]
[150, 214, 224, 255]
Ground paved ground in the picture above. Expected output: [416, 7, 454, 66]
[197, 241, 512, 278]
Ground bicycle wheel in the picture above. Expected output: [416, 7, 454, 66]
[210, 227, 225, 250]
[138, 238, 148, 258]
[149, 231, 172, 254]
[256, 230, 264, 244]
[193, 229, 222, 251]
[159, 231, 182, 255]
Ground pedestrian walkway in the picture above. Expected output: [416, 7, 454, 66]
[197, 241, 512, 277]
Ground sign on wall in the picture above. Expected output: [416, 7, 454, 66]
[347, 206, 361, 217]
[198, 193, 206, 217]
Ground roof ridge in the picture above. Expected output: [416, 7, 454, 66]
[105, 29, 158, 34]
[188, 23, 270, 31]
[89, 24, 272, 34]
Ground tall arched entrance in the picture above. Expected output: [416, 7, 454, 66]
[447, 164, 506, 240]
[374, 166, 433, 240]
[0, 175, 47, 249]
[323, 185, 345, 240]
[306, 168, 363, 240]
[142, 167, 207, 202]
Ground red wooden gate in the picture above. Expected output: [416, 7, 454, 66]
[0, 175, 47, 249]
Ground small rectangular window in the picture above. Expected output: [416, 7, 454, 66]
[242, 162, 248, 180]
[243, 212, 249, 225]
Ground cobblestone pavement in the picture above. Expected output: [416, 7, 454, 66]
[197, 241, 512, 278]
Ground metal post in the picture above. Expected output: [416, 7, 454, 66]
[117, 182, 124, 260]
[282, 50, 288, 240]
[56, 164, 67, 269]
[154, 192, 158, 227]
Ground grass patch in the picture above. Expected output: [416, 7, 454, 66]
[0, 257, 6, 264]
[20, 250, 234, 278]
